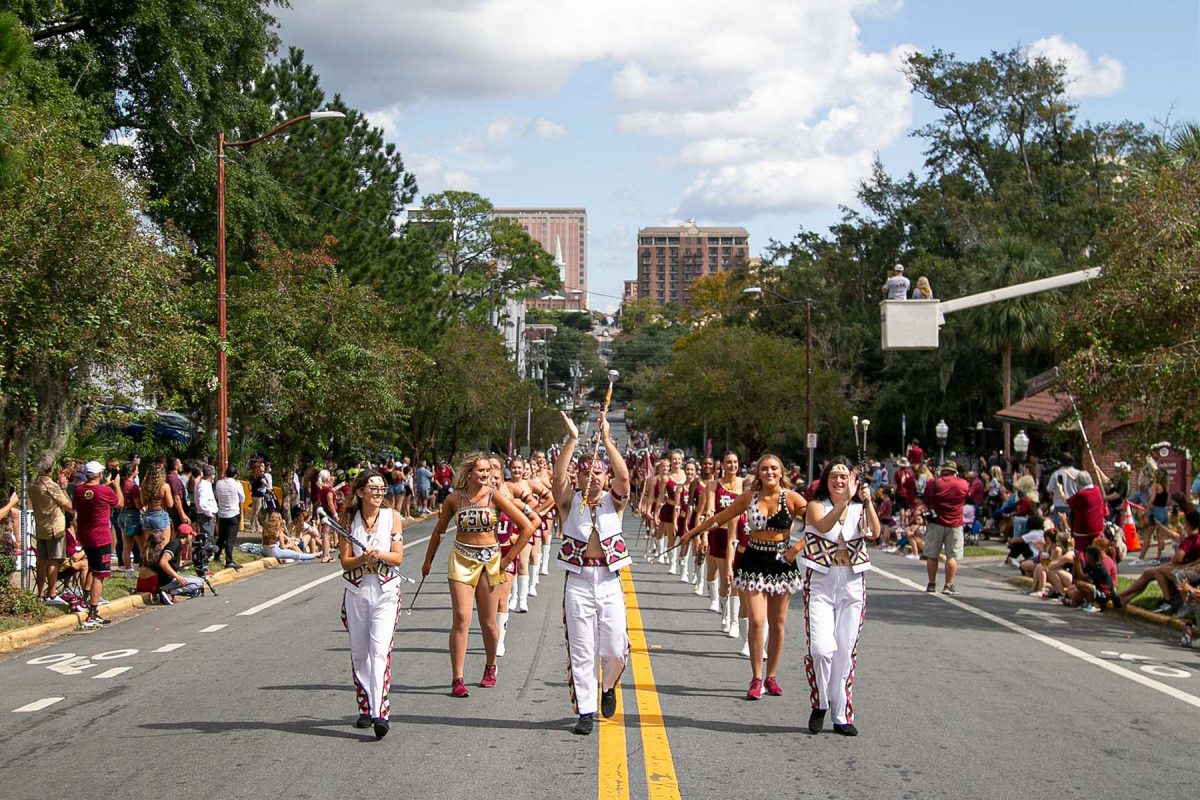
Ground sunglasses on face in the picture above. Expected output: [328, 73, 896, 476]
[364, 485, 388, 495]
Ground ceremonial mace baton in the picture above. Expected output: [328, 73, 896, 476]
[578, 370, 620, 514]
[316, 508, 414, 585]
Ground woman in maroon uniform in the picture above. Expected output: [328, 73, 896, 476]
[676, 460, 701, 586]
[696, 452, 747, 630]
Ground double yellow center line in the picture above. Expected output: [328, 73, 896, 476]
[599, 568, 681, 800]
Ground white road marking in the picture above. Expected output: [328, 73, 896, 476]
[47, 657, 97, 675]
[93, 667, 131, 679]
[237, 534, 432, 617]
[873, 566, 1200, 709]
[27, 653, 75, 665]
[1014, 608, 1068, 625]
[13, 697, 63, 713]
[92, 649, 138, 660]
[200, 624, 227, 633]
[153, 643, 187, 653]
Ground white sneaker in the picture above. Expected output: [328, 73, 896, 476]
[45, 596, 69, 608]
[905, 553, 919, 560]
[124, 568, 136, 579]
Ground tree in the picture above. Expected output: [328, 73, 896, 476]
[645, 326, 850, 461]
[1058, 163, 1200, 452]
[961, 236, 1056, 450]
[219, 239, 418, 467]
[405, 191, 561, 322]
[252, 47, 418, 285]
[0, 93, 206, 477]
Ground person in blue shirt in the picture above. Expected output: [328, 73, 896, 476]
[414, 461, 434, 516]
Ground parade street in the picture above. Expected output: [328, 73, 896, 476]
[0, 423, 1195, 800]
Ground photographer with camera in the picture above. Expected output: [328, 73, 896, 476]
[921, 460, 969, 595]
[150, 532, 205, 604]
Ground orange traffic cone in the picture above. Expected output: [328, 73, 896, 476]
[1122, 502, 1142, 552]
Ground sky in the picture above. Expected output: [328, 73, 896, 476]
[277, 1, 1199, 313]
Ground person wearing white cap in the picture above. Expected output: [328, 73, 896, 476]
[73, 460, 124, 629]
[881, 263, 910, 301]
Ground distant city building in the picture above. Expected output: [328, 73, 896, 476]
[636, 221, 749, 306]
[495, 207, 588, 310]
[622, 279, 639, 304]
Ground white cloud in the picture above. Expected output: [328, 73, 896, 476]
[408, 154, 481, 194]
[525, 117, 567, 139]
[1028, 35, 1126, 97]
[280, 1, 916, 215]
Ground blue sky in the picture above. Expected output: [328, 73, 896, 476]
[280, 1, 1199, 312]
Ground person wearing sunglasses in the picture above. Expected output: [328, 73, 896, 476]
[338, 469, 405, 740]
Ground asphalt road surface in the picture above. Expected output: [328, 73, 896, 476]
[2, 415, 1197, 799]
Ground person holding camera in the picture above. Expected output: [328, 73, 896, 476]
[150, 532, 205, 603]
[922, 460, 969, 595]
[74, 461, 124, 629]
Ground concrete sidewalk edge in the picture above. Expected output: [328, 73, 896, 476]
[0, 557, 283, 655]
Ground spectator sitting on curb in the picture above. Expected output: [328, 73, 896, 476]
[1064, 541, 1121, 613]
[1030, 539, 1075, 600]
[290, 505, 318, 553]
[1119, 510, 1200, 613]
[1006, 513, 1047, 567]
[151, 533, 204, 604]
[262, 512, 315, 562]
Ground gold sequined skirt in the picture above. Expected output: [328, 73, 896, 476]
[448, 540, 504, 587]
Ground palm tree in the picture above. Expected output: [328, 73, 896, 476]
[1167, 121, 1200, 164]
[965, 237, 1056, 456]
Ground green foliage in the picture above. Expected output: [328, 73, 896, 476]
[1057, 163, 1200, 452]
[219, 239, 419, 466]
[0, 95, 207, 478]
[405, 191, 561, 323]
[545, 327, 604, 398]
[644, 325, 850, 461]
[527, 308, 593, 332]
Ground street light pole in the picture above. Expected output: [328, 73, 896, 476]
[215, 110, 345, 472]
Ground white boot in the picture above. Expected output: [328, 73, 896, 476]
[539, 545, 551, 575]
[727, 596, 741, 637]
[529, 567, 538, 597]
[738, 619, 750, 657]
[657, 541, 669, 564]
[517, 575, 530, 612]
[720, 595, 731, 631]
[668, 550, 678, 575]
[497, 612, 509, 657]
[679, 553, 690, 582]
[694, 572, 707, 596]
[646, 538, 657, 562]
[762, 627, 769, 660]
[707, 581, 721, 612]
[508, 586, 518, 611]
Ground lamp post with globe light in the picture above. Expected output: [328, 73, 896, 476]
[935, 419, 949, 466]
[1013, 429, 1030, 476]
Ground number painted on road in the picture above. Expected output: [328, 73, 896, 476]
[1100, 651, 1191, 680]
[27, 652, 77, 665]
[91, 649, 138, 661]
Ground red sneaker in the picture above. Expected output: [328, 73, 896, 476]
[746, 678, 763, 700]
[481, 664, 497, 688]
[764, 676, 783, 696]
[451, 677, 469, 698]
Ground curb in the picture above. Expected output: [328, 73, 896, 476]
[0, 557, 282, 655]
[1004, 575, 1187, 631]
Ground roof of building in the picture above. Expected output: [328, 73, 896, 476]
[993, 390, 1071, 427]
[638, 224, 748, 236]
[494, 208, 586, 214]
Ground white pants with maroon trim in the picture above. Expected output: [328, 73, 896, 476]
[563, 566, 629, 715]
[803, 567, 866, 725]
[342, 579, 400, 721]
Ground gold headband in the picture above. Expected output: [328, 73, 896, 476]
[828, 464, 851, 476]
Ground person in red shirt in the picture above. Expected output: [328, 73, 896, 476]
[1066, 472, 1105, 555]
[893, 459, 917, 527]
[1119, 509, 1200, 610]
[906, 440, 924, 467]
[74, 461, 124, 628]
[922, 461, 969, 595]
[433, 462, 454, 510]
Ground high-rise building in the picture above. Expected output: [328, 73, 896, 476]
[495, 207, 588, 310]
[636, 222, 749, 306]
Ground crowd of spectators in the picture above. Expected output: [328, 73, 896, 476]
[6, 450, 455, 632]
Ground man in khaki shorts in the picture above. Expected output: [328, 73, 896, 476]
[922, 460, 969, 596]
[29, 455, 73, 606]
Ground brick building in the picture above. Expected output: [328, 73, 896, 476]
[495, 207, 588, 310]
[637, 222, 749, 306]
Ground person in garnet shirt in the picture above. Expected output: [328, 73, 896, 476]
[922, 461, 969, 595]
[906, 440, 924, 467]
[1066, 472, 1106, 556]
[74, 461, 124, 628]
